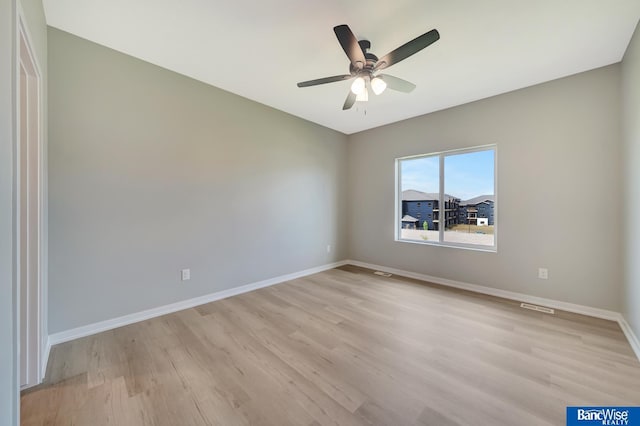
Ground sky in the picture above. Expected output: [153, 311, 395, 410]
[400, 149, 494, 200]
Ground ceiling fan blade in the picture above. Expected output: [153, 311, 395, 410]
[376, 29, 440, 71]
[297, 75, 353, 88]
[342, 91, 356, 110]
[379, 74, 416, 93]
[334, 25, 366, 70]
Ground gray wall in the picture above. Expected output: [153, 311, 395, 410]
[347, 65, 622, 311]
[48, 28, 348, 333]
[622, 21, 640, 338]
[1, 0, 46, 424]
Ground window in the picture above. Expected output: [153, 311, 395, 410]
[396, 145, 496, 250]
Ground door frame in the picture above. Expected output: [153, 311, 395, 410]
[16, 6, 47, 389]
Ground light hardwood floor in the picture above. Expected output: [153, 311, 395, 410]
[21, 266, 640, 425]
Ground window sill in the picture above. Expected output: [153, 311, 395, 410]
[395, 238, 497, 253]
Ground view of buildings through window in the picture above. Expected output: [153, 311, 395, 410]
[398, 146, 496, 248]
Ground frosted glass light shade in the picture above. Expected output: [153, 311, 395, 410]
[350, 77, 365, 95]
[371, 77, 387, 95]
[356, 88, 368, 102]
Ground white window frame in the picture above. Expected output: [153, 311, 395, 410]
[395, 144, 497, 252]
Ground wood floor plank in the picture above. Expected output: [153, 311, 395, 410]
[22, 266, 640, 425]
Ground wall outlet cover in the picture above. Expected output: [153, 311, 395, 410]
[181, 269, 191, 281]
[538, 268, 548, 279]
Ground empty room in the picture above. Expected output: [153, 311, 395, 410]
[2, 0, 640, 425]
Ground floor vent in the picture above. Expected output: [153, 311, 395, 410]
[520, 303, 555, 314]
[374, 271, 393, 277]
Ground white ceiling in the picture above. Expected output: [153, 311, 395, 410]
[43, 1, 640, 135]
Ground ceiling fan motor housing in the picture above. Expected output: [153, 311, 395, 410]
[350, 40, 378, 78]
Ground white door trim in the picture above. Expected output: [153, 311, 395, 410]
[16, 7, 46, 389]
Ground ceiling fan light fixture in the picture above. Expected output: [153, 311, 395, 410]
[351, 77, 365, 95]
[371, 77, 387, 95]
[297, 24, 439, 110]
[356, 87, 369, 102]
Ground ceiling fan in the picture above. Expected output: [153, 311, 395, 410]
[297, 25, 440, 110]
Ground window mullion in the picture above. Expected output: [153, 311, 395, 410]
[439, 154, 444, 243]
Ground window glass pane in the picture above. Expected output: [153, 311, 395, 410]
[399, 156, 439, 242]
[443, 149, 495, 246]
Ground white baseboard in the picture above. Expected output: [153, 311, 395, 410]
[619, 316, 640, 362]
[344, 259, 640, 362]
[45, 258, 640, 365]
[48, 260, 348, 347]
[345, 259, 621, 320]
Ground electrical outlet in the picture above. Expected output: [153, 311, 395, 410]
[181, 268, 191, 281]
[326, 245, 331, 253]
[538, 268, 548, 280]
